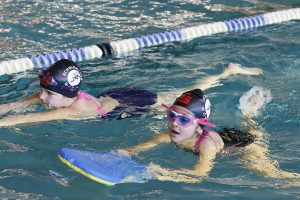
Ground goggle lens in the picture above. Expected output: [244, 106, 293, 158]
[167, 110, 193, 126]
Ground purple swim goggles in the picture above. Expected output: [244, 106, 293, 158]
[162, 103, 216, 128]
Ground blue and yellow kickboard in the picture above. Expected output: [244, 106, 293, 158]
[58, 148, 153, 186]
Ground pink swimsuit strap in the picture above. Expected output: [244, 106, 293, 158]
[194, 129, 210, 151]
[76, 91, 108, 116]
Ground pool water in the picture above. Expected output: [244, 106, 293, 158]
[0, 1, 300, 199]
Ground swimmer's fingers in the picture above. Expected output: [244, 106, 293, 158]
[148, 163, 167, 174]
[172, 168, 206, 177]
[149, 164, 190, 177]
[154, 173, 201, 183]
[172, 169, 193, 175]
[114, 149, 131, 157]
[149, 164, 180, 178]
[247, 67, 263, 75]
[148, 163, 201, 183]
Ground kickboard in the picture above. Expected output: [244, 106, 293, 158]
[58, 148, 153, 186]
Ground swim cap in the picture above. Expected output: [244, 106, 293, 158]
[172, 89, 211, 118]
[39, 59, 82, 98]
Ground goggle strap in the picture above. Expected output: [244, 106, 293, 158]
[197, 118, 216, 128]
[162, 103, 169, 109]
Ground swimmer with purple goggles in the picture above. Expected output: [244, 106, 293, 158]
[163, 103, 216, 128]
[120, 88, 300, 183]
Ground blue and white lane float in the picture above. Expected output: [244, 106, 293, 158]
[0, 8, 299, 76]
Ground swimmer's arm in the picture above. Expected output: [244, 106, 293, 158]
[193, 147, 217, 176]
[147, 149, 217, 183]
[192, 63, 263, 91]
[172, 147, 218, 177]
[148, 163, 201, 183]
[0, 108, 86, 127]
[156, 63, 262, 104]
[126, 131, 170, 155]
[0, 92, 41, 115]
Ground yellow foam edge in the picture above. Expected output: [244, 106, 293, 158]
[58, 154, 115, 186]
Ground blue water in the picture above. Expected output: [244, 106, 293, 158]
[1, 0, 300, 199]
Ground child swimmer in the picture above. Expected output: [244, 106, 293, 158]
[0, 59, 262, 127]
[120, 88, 300, 183]
[0, 59, 118, 126]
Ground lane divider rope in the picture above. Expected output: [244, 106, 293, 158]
[0, 8, 299, 75]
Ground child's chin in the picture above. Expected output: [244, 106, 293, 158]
[170, 135, 181, 143]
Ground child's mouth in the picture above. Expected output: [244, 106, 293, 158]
[171, 130, 180, 135]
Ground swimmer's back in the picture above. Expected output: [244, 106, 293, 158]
[97, 87, 157, 119]
[218, 128, 255, 149]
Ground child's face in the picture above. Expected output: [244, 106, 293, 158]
[167, 105, 200, 143]
[39, 88, 72, 109]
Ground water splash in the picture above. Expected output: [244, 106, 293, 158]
[239, 86, 273, 118]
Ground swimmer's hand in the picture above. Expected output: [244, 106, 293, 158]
[114, 149, 131, 157]
[148, 163, 201, 183]
[172, 168, 208, 177]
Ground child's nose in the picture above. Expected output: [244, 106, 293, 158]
[171, 118, 179, 127]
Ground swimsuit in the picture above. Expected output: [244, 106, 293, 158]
[218, 128, 255, 148]
[97, 87, 157, 119]
[194, 129, 210, 151]
[76, 91, 108, 115]
[194, 128, 255, 152]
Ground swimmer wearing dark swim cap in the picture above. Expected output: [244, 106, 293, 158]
[172, 89, 211, 119]
[39, 59, 82, 98]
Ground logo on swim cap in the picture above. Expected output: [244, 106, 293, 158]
[203, 96, 211, 118]
[173, 89, 212, 119]
[176, 93, 192, 105]
[67, 68, 82, 86]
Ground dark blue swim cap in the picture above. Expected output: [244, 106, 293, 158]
[172, 89, 211, 118]
[39, 59, 82, 98]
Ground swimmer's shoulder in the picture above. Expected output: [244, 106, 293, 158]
[69, 99, 95, 113]
[201, 130, 224, 152]
[69, 97, 98, 113]
[152, 131, 171, 143]
[98, 96, 119, 112]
